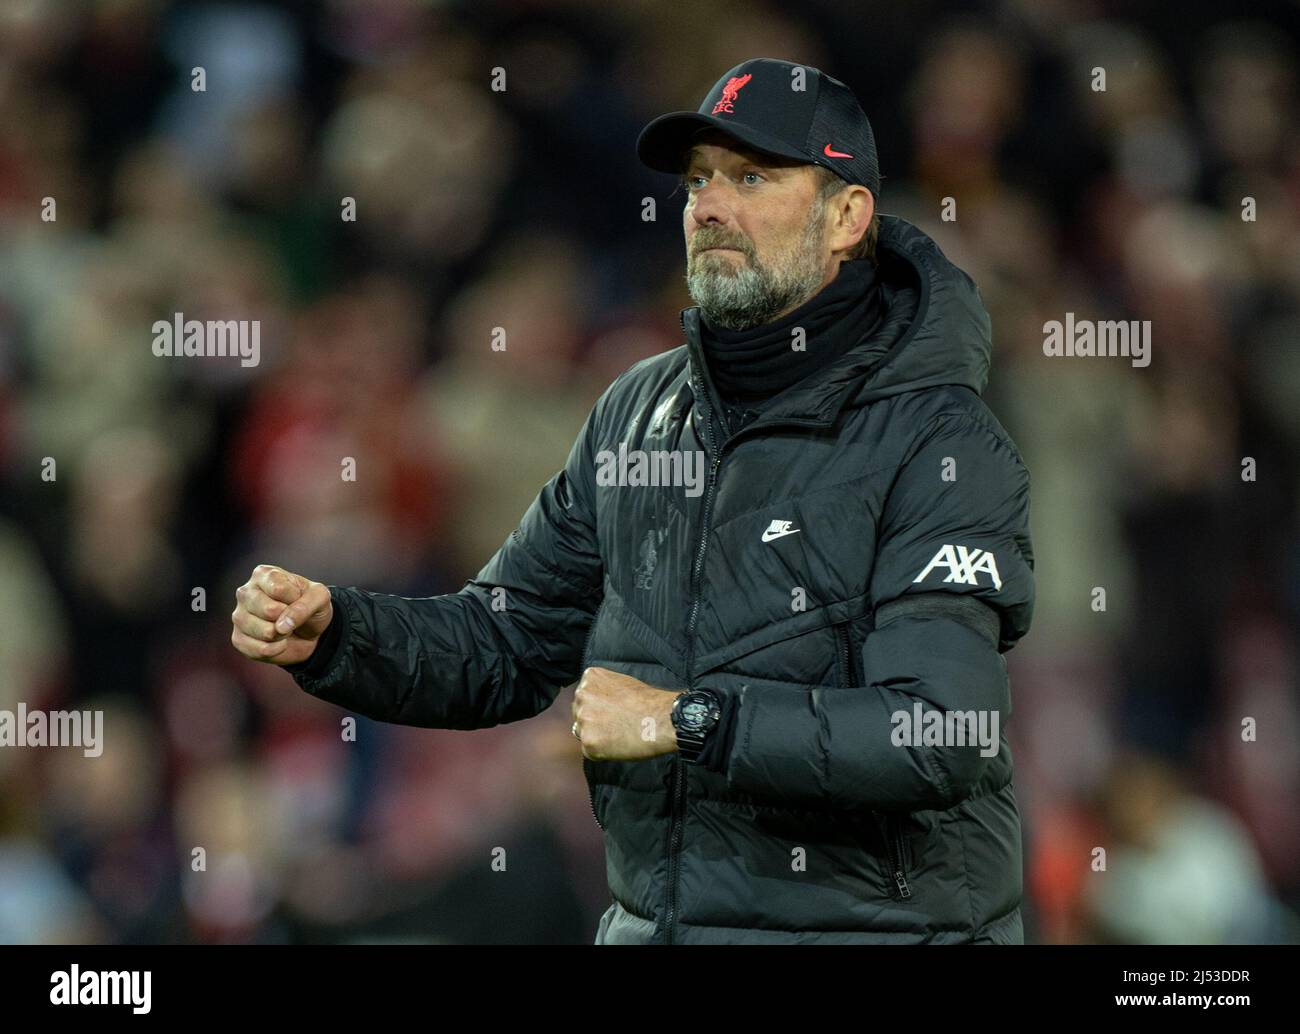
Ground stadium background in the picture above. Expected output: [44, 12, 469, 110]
[1, 0, 1299, 943]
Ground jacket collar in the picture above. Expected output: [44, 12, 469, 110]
[680, 214, 991, 436]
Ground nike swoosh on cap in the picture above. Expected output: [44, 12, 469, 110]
[823, 144, 854, 158]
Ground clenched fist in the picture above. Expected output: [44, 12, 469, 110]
[231, 564, 333, 666]
[570, 667, 682, 762]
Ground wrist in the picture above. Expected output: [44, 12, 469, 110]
[667, 692, 685, 751]
[670, 688, 723, 764]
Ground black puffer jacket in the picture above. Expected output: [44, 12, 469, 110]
[286, 215, 1035, 944]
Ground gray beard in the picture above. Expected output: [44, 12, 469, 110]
[685, 205, 828, 330]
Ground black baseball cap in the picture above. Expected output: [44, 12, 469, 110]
[636, 57, 881, 197]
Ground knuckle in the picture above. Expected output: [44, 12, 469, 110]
[233, 632, 256, 659]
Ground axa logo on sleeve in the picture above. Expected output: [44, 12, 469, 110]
[50, 966, 151, 1014]
[912, 544, 1002, 591]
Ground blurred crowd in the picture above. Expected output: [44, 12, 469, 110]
[1, 0, 1299, 943]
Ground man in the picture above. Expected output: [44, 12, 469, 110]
[231, 57, 1035, 944]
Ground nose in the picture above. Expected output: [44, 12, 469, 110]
[687, 172, 736, 231]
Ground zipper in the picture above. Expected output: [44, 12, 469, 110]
[585, 773, 605, 831]
[581, 599, 606, 830]
[664, 361, 725, 945]
[834, 623, 853, 688]
[580, 589, 607, 670]
[889, 815, 913, 900]
[682, 411, 722, 679]
[663, 755, 687, 943]
[874, 811, 912, 900]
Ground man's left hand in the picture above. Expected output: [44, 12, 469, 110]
[571, 667, 680, 761]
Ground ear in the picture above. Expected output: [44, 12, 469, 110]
[828, 184, 874, 255]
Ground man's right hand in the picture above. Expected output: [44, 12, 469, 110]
[231, 564, 334, 666]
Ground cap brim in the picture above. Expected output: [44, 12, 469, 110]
[636, 111, 813, 175]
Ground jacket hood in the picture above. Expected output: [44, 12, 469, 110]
[682, 214, 992, 428]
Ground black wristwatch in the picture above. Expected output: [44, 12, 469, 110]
[670, 689, 722, 765]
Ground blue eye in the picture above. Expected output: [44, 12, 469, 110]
[682, 171, 764, 190]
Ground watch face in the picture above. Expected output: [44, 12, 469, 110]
[680, 699, 710, 730]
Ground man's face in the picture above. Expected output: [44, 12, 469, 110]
[681, 131, 832, 330]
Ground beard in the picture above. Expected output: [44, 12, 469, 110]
[685, 201, 828, 331]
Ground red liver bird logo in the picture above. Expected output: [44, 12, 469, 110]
[711, 74, 753, 115]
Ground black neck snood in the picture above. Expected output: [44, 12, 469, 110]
[698, 258, 884, 408]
